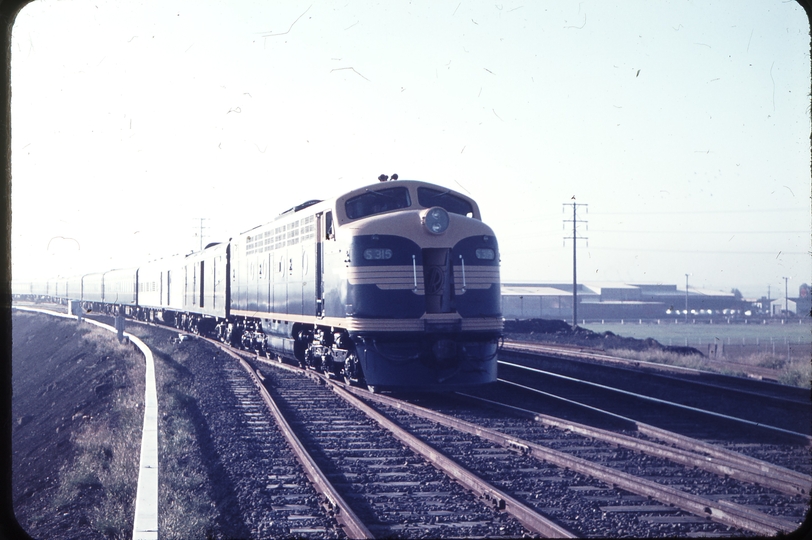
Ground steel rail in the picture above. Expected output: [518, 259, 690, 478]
[456, 392, 812, 497]
[503, 341, 809, 408]
[494, 378, 812, 493]
[340, 384, 800, 536]
[214, 346, 373, 539]
[322, 377, 577, 538]
[503, 340, 786, 383]
[632, 423, 812, 489]
[499, 361, 812, 443]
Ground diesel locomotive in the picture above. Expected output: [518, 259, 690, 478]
[14, 179, 503, 391]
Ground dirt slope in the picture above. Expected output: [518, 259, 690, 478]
[11, 311, 143, 539]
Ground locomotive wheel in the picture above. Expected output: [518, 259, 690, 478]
[343, 355, 354, 385]
[321, 355, 333, 378]
[343, 351, 365, 387]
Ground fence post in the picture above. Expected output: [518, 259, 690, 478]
[115, 308, 125, 342]
[69, 300, 83, 323]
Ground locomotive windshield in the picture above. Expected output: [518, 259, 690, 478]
[417, 187, 474, 217]
[345, 187, 411, 219]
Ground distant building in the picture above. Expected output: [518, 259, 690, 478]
[797, 283, 812, 318]
[502, 282, 746, 321]
[770, 297, 797, 316]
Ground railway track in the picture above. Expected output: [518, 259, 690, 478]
[344, 388, 806, 537]
[238, 352, 561, 538]
[19, 307, 809, 537]
[496, 342, 811, 445]
[230, 351, 804, 537]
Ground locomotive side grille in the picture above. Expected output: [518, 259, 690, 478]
[423, 248, 455, 313]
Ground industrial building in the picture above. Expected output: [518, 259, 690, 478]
[502, 282, 745, 321]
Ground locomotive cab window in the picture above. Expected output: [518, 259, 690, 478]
[345, 187, 411, 220]
[325, 211, 334, 239]
[417, 187, 474, 217]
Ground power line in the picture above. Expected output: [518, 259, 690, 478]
[500, 246, 808, 256]
[586, 247, 809, 255]
[589, 207, 808, 216]
[587, 229, 808, 234]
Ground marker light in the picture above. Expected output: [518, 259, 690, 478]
[423, 207, 450, 234]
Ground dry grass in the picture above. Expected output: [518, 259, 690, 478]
[609, 347, 811, 389]
[156, 390, 215, 539]
[52, 328, 145, 539]
[149, 342, 219, 539]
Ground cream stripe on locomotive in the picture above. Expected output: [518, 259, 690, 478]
[230, 309, 503, 333]
[451, 267, 500, 291]
[346, 265, 499, 292]
[334, 316, 504, 333]
[345, 265, 425, 293]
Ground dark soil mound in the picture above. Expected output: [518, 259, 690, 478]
[11, 311, 143, 539]
[504, 318, 703, 356]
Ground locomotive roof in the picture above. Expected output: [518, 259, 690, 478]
[335, 179, 482, 225]
[238, 179, 481, 236]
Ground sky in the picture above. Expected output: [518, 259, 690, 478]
[10, 0, 811, 300]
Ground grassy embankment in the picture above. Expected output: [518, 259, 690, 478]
[49, 329, 143, 537]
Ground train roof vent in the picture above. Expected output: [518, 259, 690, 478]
[278, 199, 322, 216]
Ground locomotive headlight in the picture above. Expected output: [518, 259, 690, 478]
[422, 207, 450, 234]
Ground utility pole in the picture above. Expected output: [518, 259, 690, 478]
[194, 218, 210, 252]
[783, 276, 790, 316]
[684, 274, 689, 322]
[563, 199, 587, 327]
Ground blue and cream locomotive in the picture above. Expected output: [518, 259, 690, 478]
[15, 179, 503, 391]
